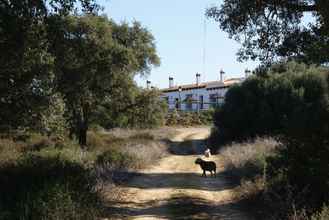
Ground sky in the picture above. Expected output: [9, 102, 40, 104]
[98, 0, 260, 89]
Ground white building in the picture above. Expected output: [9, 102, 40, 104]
[160, 71, 249, 111]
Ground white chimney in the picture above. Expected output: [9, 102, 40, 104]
[146, 80, 151, 89]
[220, 69, 225, 82]
[169, 76, 174, 88]
[196, 73, 201, 85]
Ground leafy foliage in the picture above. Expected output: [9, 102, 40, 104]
[207, 0, 329, 64]
[165, 110, 215, 127]
[0, 0, 98, 132]
[0, 153, 100, 220]
[0, 0, 161, 145]
[47, 15, 160, 145]
[96, 86, 167, 129]
[210, 62, 329, 147]
[211, 62, 329, 219]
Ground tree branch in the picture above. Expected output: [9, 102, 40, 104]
[288, 3, 317, 12]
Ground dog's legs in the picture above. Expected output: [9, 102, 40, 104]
[203, 170, 206, 177]
[213, 169, 216, 178]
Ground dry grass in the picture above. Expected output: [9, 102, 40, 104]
[311, 205, 329, 220]
[0, 138, 23, 165]
[233, 176, 266, 201]
[119, 141, 167, 169]
[88, 128, 173, 192]
[218, 137, 282, 218]
[0, 128, 173, 220]
[105, 127, 176, 141]
[219, 137, 279, 172]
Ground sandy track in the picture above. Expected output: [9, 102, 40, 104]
[104, 127, 253, 220]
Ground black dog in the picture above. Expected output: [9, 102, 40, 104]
[195, 158, 216, 177]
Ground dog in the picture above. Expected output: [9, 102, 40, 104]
[195, 158, 216, 177]
[204, 148, 211, 158]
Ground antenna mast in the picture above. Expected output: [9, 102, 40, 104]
[202, 8, 207, 82]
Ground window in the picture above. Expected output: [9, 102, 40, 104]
[209, 94, 218, 108]
[185, 94, 193, 110]
[175, 98, 180, 109]
[199, 95, 204, 109]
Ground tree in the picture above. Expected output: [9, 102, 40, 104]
[0, 0, 98, 132]
[207, 0, 329, 64]
[210, 62, 329, 148]
[48, 15, 160, 146]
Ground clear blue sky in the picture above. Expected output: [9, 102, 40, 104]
[98, 0, 259, 89]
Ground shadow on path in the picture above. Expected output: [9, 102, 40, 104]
[115, 172, 239, 191]
[105, 195, 251, 220]
[167, 139, 207, 155]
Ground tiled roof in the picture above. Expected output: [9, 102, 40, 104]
[161, 78, 243, 93]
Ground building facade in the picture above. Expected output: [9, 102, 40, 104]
[160, 73, 245, 111]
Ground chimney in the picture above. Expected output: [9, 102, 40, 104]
[146, 80, 151, 89]
[245, 69, 251, 78]
[196, 73, 201, 85]
[169, 76, 174, 88]
[220, 69, 225, 82]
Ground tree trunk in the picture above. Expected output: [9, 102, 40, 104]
[78, 125, 87, 147]
[78, 104, 89, 148]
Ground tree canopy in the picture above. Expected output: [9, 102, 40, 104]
[48, 15, 160, 145]
[0, 0, 97, 131]
[0, 0, 162, 146]
[207, 0, 329, 64]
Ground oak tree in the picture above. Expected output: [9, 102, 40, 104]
[48, 15, 160, 146]
[207, 0, 329, 64]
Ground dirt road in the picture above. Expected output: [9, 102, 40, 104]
[105, 127, 253, 220]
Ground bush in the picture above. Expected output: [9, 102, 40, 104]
[211, 62, 329, 219]
[0, 138, 22, 164]
[165, 110, 214, 127]
[311, 205, 329, 220]
[210, 62, 329, 149]
[268, 137, 329, 210]
[86, 131, 124, 151]
[96, 149, 133, 169]
[219, 137, 279, 179]
[0, 153, 101, 220]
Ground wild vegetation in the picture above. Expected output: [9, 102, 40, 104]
[208, 2, 329, 217]
[0, 128, 170, 219]
[211, 62, 329, 219]
[165, 109, 215, 127]
[0, 0, 166, 147]
[0, 0, 169, 219]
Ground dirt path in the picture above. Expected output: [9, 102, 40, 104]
[105, 127, 253, 220]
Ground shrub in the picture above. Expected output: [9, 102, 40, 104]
[219, 137, 279, 179]
[119, 141, 167, 169]
[0, 153, 101, 220]
[210, 62, 329, 149]
[210, 62, 329, 219]
[0, 138, 22, 164]
[268, 137, 329, 210]
[129, 132, 155, 141]
[165, 110, 214, 127]
[311, 205, 329, 220]
[96, 149, 133, 169]
[86, 131, 124, 151]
